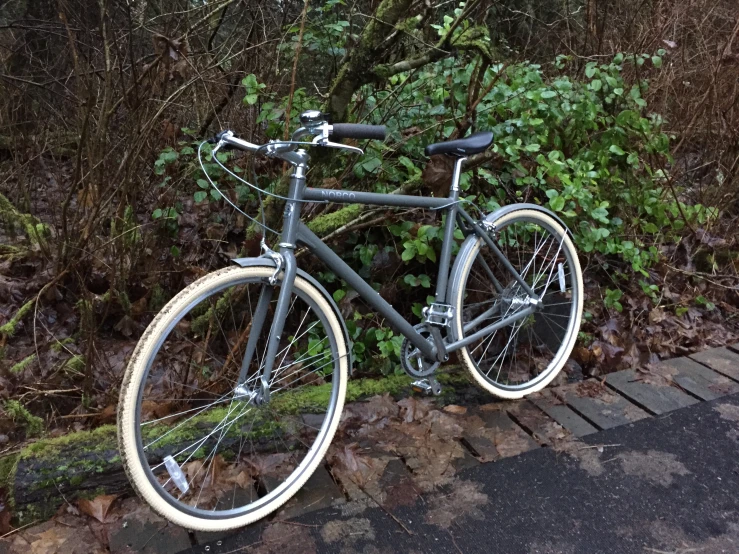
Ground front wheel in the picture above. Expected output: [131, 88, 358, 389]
[117, 265, 348, 531]
[451, 209, 583, 399]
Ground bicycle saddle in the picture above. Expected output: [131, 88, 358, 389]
[424, 131, 494, 157]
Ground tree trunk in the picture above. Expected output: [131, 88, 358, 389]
[323, 0, 414, 122]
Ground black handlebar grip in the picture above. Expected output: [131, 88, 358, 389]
[331, 124, 387, 141]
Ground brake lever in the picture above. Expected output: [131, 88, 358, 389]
[311, 135, 364, 155]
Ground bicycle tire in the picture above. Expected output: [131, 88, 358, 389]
[450, 209, 583, 399]
[117, 265, 348, 531]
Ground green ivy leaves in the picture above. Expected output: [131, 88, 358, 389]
[242, 74, 266, 105]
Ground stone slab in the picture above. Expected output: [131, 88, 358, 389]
[377, 458, 420, 510]
[506, 400, 574, 444]
[108, 499, 192, 554]
[462, 433, 498, 462]
[277, 465, 344, 520]
[553, 381, 649, 430]
[477, 409, 540, 458]
[193, 486, 259, 545]
[530, 391, 598, 438]
[730, 343, 739, 353]
[452, 448, 481, 472]
[605, 369, 699, 415]
[690, 347, 739, 382]
[659, 357, 739, 401]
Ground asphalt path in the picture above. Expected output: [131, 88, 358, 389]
[183, 392, 739, 554]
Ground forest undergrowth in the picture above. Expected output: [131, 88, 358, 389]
[0, 0, 736, 468]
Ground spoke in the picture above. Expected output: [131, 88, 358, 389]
[143, 394, 237, 450]
[153, 399, 252, 472]
[492, 318, 526, 381]
[141, 393, 234, 427]
[540, 300, 573, 308]
[192, 396, 249, 507]
[275, 303, 309, 371]
[464, 298, 498, 309]
[463, 305, 499, 334]
[271, 357, 336, 393]
[541, 313, 569, 332]
[530, 238, 556, 290]
[539, 312, 573, 319]
[538, 246, 565, 299]
[224, 409, 260, 511]
[469, 300, 513, 359]
[270, 321, 322, 383]
[269, 349, 329, 386]
[273, 296, 300, 366]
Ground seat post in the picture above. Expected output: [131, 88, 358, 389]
[433, 156, 466, 305]
[449, 156, 466, 193]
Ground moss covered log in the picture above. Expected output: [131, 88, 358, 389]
[9, 425, 121, 523]
[0, 372, 479, 524]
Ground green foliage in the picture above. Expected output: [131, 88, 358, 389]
[358, 51, 715, 278]
[389, 221, 441, 263]
[695, 295, 716, 311]
[151, 205, 180, 235]
[242, 74, 266, 106]
[604, 288, 624, 312]
[9, 353, 36, 375]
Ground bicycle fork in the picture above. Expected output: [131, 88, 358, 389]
[235, 162, 307, 401]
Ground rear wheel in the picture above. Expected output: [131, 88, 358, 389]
[451, 210, 583, 399]
[118, 265, 348, 531]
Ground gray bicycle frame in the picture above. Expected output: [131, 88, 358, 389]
[217, 136, 538, 390]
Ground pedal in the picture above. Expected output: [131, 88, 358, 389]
[422, 303, 454, 328]
[411, 378, 442, 396]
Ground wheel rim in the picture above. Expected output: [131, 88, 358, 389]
[458, 215, 580, 392]
[131, 274, 342, 520]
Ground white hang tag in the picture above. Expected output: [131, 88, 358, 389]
[163, 455, 189, 494]
[558, 263, 566, 293]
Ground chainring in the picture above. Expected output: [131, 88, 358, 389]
[400, 324, 440, 377]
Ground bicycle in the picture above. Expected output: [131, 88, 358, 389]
[117, 110, 583, 531]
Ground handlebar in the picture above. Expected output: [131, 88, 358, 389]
[213, 131, 261, 153]
[206, 119, 386, 158]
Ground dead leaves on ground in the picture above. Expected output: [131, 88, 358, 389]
[329, 394, 467, 498]
[577, 265, 739, 377]
[77, 494, 118, 524]
[329, 393, 543, 500]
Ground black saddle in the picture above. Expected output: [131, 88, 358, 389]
[424, 131, 494, 157]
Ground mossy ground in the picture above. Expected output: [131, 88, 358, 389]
[0, 298, 35, 339]
[5, 400, 44, 437]
[0, 453, 19, 490]
[9, 353, 36, 375]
